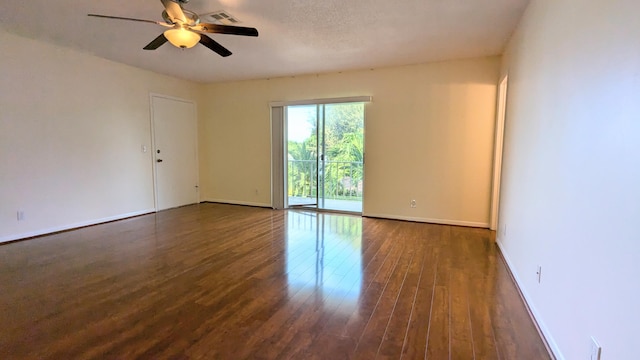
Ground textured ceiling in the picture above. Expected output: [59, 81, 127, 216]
[0, 0, 530, 83]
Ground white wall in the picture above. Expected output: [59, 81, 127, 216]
[498, 0, 640, 359]
[0, 30, 200, 242]
[199, 57, 500, 226]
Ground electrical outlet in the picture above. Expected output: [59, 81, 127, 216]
[17, 211, 25, 221]
[536, 265, 542, 283]
[410, 199, 416, 208]
[590, 337, 601, 360]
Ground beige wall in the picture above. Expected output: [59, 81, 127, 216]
[200, 57, 500, 226]
[498, 0, 640, 359]
[0, 30, 201, 242]
[1, 29, 499, 240]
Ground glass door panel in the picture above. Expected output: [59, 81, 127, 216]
[287, 105, 318, 208]
[286, 102, 364, 213]
[319, 103, 364, 212]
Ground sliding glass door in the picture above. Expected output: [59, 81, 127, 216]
[287, 105, 319, 208]
[286, 102, 364, 213]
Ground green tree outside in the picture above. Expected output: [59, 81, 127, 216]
[287, 103, 364, 201]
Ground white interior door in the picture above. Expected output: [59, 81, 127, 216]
[151, 95, 198, 211]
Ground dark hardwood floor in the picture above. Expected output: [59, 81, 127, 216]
[0, 203, 550, 359]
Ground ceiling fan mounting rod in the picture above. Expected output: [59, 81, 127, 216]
[162, 9, 200, 26]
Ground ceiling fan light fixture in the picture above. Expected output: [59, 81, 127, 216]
[164, 28, 200, 49]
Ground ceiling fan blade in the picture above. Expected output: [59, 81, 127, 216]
[160, 0, 187, 24]
[194, 23, 259, 37]
[143, 34, 168, 50]
[88, 14, 166, 26]
[199, 35, 232, 57]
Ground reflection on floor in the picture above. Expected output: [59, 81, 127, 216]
[286, 211, 362, 315]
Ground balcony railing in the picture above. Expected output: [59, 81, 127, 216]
[288, 159, 363, 201]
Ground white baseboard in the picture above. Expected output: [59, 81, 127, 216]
[363, 212, 489, 228]
[201, 199, 273, 208]
[496, 239, 564, 360]
[0, 209, 155, 244]
[198, 202, 488, 229]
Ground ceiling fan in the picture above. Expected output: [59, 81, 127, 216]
[88, 0, 258, 57]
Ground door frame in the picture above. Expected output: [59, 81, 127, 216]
[149, 93, 199, 211]
[270, 96, 372, 212]
[490, 75, 508, 230]
[283, 104, 320, 209]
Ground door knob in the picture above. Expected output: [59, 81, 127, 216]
[157, 159, 163, 163]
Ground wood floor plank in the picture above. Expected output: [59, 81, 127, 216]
[353, 248, 414, 359]
[376, 226, 427, 359]
[449, 268, 475, 360]
[338, 226, 405, 339]
[399, 249, 438, 359]
[425, 226, 452, 359]
[0, 203, 551, 360]
[454, 227, 501, 360]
